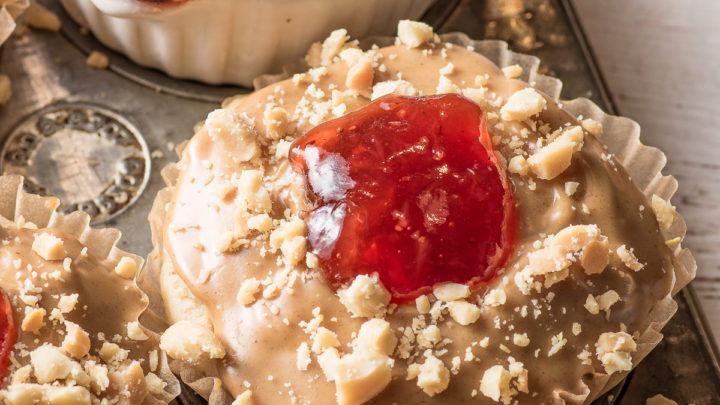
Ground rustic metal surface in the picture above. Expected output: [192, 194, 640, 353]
[0, 102, 150, 224]
[0, 0, 716, 404]
[0, 3, 220, 255]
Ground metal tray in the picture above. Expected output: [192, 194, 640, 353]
[0, 0, 718, 404]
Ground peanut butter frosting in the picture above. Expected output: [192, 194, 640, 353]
[156, 21, 683, 405]
[0, 176, 177, 404]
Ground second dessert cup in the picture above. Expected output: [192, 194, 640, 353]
[0, 174, 180, 404]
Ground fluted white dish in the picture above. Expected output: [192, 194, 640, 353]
[60, 0, 434, 86]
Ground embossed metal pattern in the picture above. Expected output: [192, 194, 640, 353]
[0, 103, 150, 224]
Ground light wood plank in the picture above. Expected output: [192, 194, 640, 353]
[572, 0, 720, 343]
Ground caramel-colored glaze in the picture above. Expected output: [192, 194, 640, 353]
[0, 226, 158, 402]
[164, 43, 674, 404]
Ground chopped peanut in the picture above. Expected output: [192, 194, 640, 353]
[527, 126, 584, 180]
[651, 195, 676, 231]
[345, 58, 374, 91]
[447, 301, 481, 326]
[21, 308, 46, 333]
[312, 327, 340, 354]
[114, 257, 138, 279]
[433, 283, 470, 302]
[596, 332, 636, 374]
[32, 233, 65, 261]
[338, 275, 391, 318]
[500, 88, 546, 121]
[397, 20, 434, 48]
[480, 365, 512, 403]
[30, 345, 75, 383]
[412, 355, 450, 397]
[62, 322, 91, 359]
[160, 320, 226, 363]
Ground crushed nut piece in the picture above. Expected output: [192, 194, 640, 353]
[30, 345, 74, 383]
[237, 278, 262, 306]
[338, 274, 391, 318]
[447, 301, 481, 326]
[206, 109, 259, 162]
[580, 118, 603, 136]
[415, 295, 431, 314]
[596, 331, 636, 374]
[502, 64, 523, 79]
[483, 289, 507, 307]
[651, 195, 676, 231]
[480, 365, 513, 404]
[596, 290, 620, 316]
[564, 181, 579, 196]
[584, 294, 600, 315]
[263, 105, 289, 140]
[21, 308, 46, 333]
[548, 332, 567, 356]
[297, 342, 312, 371]
[357, 319, 397, 356]
[62, 322, 91, 359]
[371, 80, 418, 100]
[160, 320, 226, 363]
[616, 245, 644, 271]
[127, 321, 150, 341]
[231, 390, 254, 405]
[318, 348, 393, 405]
[86, 51, 109, 69]
[527, 126, 584, 180]
[507, 155, 529, 176]
[32, 233, 65, 261]
[412, 355, 450, 397]
[397, 20, 434, 48]
[500, 88, 546, 121]
[312, 327, 341, 354]
[345, 58, 374, 91]
[513, 333, 530, 347]
[433, 283, 470, 302]
[114, 256, 138, 279]
[320, 29, 348, 66]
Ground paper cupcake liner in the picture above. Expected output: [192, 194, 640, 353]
[0, 0, 27, 46]
[145, 33, 696, 404]
[0, 174, 180, 404]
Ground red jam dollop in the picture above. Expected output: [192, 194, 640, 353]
[0, 288, 15, 382]
[290, 94, 516, 302]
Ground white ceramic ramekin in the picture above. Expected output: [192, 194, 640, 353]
[59, 0, 434, 86]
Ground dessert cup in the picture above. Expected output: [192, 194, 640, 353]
[0, 175, 179, 404]
[144, 30, 695, 405]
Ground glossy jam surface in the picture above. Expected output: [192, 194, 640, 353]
[0, 288, 15, 382]
[290, 94, 516, 301]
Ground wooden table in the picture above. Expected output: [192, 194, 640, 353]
[572, 0, 720, 345]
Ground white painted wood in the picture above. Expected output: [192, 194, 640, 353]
[571, 0, 720, 344]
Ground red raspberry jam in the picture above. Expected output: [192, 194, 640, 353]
[0, 288, 15, 382]
[290, 94, 516, 302]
